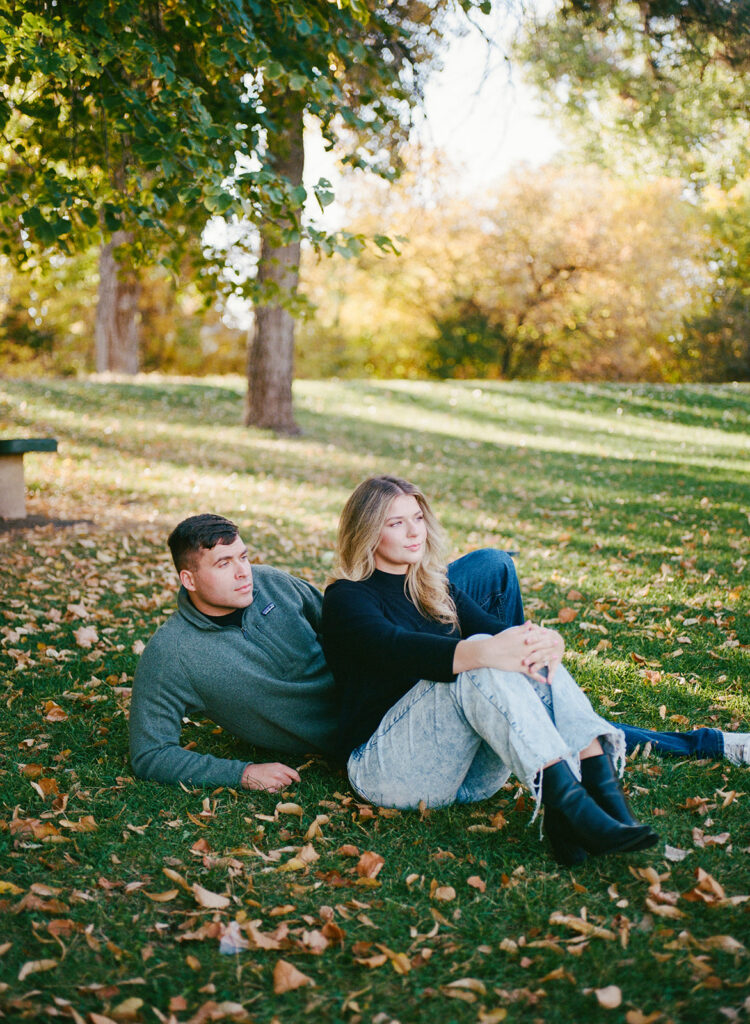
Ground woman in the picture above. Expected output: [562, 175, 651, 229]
[321, 475, 659, 866]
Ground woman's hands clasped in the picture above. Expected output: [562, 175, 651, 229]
[519, 622, 565, 682]
[453, 621, 565, 683]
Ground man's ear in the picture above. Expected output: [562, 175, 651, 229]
[179, 568, 196, 592]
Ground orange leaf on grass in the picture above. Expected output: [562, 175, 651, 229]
[144, 889, 179, 903]
[42, 701, 67, 722]
[272, 958, 315, 994]
[433, 886, 456, 902]
[356, 851, 384, 879]
[59, 815, 98, 832]
[192, 883, 230, 910]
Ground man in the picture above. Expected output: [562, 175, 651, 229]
[130, 514, 749, 791]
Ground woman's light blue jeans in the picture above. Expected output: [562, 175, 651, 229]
[347, 658, 625, 813]
[445, 548, 725, 762]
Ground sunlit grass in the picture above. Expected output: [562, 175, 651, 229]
[0, 376, 748, 1024]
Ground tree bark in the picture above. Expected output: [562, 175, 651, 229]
[95, 231, 141, 373]
[245, 92, 304, 434]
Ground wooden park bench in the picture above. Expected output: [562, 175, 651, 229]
[0, 438, 58, 519]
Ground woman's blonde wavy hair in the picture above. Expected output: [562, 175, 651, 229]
[329, 475, 458, 627]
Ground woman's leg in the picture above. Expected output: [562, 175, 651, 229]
[447, 549, 525, 629]
[348, 666, 656, 861]
[347, 677, 512, 810]
[347, 664, 618, 812]
[619, 723, 724, 758]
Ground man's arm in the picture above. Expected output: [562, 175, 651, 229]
[130, 637, 253, 787]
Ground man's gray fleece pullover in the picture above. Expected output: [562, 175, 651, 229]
[129, 565, 338, 787]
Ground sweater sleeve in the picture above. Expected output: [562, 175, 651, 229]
[322, 580, 459, 682]
[129, 632, 249, 788]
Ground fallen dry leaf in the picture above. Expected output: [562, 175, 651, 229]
[443, 978, 487, 996]
[30, 777, 60, 799]
[478, 1010, 508, 1023]
[304, 814, 329, 841]
[143, 889, 179, 903]
[192, 883, 230, 910]
[42, 700, 67, 722]
[184, 1001, 248, 1024]
[664, 845, 689, 862]
[354, 952, 388, 968]
[356, 851, 384, 879]
[18, 957, 58, 980]
[272, 958, 315, 994]
[74, 625, 99, 648]
[375, 943, 411, 974]
[163, 867, 191, 892]
[433, 885, 456, 902]
[467, 875, 486, 893]
[549, 912, 615, 940]
[299, 929, 328, 954]
[645, 897, 685, 920]
[110, 996, 144, 1021]
[0, 880, 24, 896]
[700, 935, 746, 954]
[275, 802, 303, 818]
[595, 985, 622, 1009]
[59, 814, 98, 832]
[558, 607, 578, 623]
[244, 921, 286, 950]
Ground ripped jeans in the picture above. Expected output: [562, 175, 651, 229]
[347, 660, 624, 814]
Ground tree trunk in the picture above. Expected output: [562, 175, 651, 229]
[245, 93, 304, 434]
[95, 231, 141, 373]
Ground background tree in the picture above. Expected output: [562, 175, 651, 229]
[0, 1, 284, 372]
[678, 178, 750, 381]
[1, 0, 486, 431]
[245, 0, 488, 432]
[514, 0, 750, 381]
[297, 163, 708, 381]
[516, 0, 750, 189]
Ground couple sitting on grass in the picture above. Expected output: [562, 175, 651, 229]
[130, 475, 749, 867]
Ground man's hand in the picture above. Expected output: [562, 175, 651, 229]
[241, 762, 301, 792]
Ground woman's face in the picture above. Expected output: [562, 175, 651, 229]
[374, 493, 427, 574]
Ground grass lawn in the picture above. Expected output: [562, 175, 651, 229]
[0, 376, 748, 1024]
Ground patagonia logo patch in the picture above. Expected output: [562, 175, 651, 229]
[261, 602, 276, 616]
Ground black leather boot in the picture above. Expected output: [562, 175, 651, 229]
[544, 807, 588, 867]
[542, 761, 658, 858]
[581, 753, 641, 826]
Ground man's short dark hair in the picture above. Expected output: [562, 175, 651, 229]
[168, 514, 240, 572]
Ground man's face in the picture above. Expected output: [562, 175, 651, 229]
[179, 535, 254, 616]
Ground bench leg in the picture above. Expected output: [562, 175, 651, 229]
[0, 454, 27, 518]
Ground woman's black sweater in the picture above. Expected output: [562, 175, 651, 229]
[321, 569, 502, 760]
